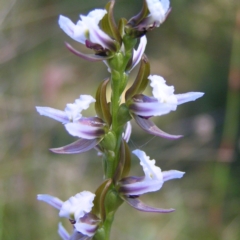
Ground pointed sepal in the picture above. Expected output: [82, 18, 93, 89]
[118, 18, 128, 38]
[58, 223, 70, 240]
[122, 196, 175, 213]
[125, 55, 150, 101]
[95, 79, 112, 126]
[37, 194, 63, 210]
[128, 0, 149, 27]
[134, 115, 183, 140]
[65, 43, 112, 61]
[113, 140, 131, 184]
[122, 141, 131, 178]
[49, 139, 100, 154]
[92, 179, 112, 221]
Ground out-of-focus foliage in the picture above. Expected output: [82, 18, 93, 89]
[0, 0, 239, 239]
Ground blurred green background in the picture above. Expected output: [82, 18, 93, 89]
[0, 0, 240, 239]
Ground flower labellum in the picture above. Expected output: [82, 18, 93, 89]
[146, 0, 171, 27]
[59, 191, 95, 221]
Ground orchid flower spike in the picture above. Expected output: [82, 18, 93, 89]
[38, 191, 99, 238]
[129, 75, 204, 139]
[36, 95, 105, 154]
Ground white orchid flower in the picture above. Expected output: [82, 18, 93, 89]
[38, 191, 99, 238]
[36, 95, 105, 153]
[119, 149, 184, 196]
[59, 9, 115, 51]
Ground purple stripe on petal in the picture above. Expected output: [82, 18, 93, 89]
[65, 122, 104, 139]
[37, 194, 63, 210]
[134, 115, 183, 139]
[70, 230, 90, 240]
[123, 196, 175, 213]
[176, 92, 204, 105]
[50, 139, 100, 154]
[36, 107, 69, 124]
[129, 101, 176, 117]
[129, 35, 147, 72]
[65, 43, 112, 61]
[89, 24, 116, 51]
[119, 182, 161, 195]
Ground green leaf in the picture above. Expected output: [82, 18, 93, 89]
[125, 54, 150, 101]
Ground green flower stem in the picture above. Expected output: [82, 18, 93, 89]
[99, 40, 136, 238]
[102, 212, 115, 240]
[107, 51, 132, 178]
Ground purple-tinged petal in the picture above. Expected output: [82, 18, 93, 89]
[176, 92, 204, 105]
[75, 223, 98, 237]
[86, 20, 116, 51]
[119, 176, 163, 195]
[37, 194, 63, 210]
[129, 101, 175, 117]
[134, 115, 182, 139]
[129, 35, 147, 72]
[65, 43, 112, 61]
[36, 107, 69, 124]
[58, 223, 70, 240]
[75, 213, 99, 237]
[129, 94, 177, 117]
[50, 139, 100, 154]
[69, 230, 90, 240]
[162, 170, 185, 182]
[65, 121, 104, 140]
[122, 196, 175, 213]
[58, 15, 74, 36]
[122, 121, 132, 142]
